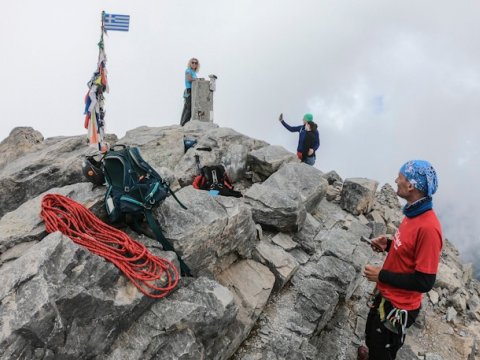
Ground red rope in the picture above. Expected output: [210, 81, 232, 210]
[40, 194, 179, 298]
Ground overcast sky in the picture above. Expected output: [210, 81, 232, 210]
[1, 1, 479, 275]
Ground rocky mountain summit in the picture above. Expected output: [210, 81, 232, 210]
[0, 122, 478, 360]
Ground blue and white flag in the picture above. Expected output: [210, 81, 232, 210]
[103, 13, 130, 32]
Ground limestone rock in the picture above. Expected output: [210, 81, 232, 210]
[0, 127, 44, 171]
[0, 135, 106, 218]
[244, 183, 306, 232]
[247, 145, 298, 182]
[293, 213, 322, 254]
[157, 186, 257, 275]
[253, 240, 299, 290]
[322, 170, 343, 185]
[367, 210, 387, 238]
[436, 262, 463, 293]
[106, 277, 238, 360]
[271, 232, 298, 251]
[0, 183, 104, 265]
[0, 232, 156, 359]
[262, 162, 328, 213]
[339, 178, 379, 215]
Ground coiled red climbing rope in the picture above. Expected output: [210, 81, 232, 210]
[40, 194, 179, 298]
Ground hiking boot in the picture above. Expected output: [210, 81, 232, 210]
[357, 345, 369, 360]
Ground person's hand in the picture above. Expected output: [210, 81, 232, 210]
[279, 113, 283, 122]
[308, 149, 314, 156]
[364, 264, 381, 282]
[371, 236, 387, 253]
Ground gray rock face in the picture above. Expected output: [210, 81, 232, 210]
[0, 127, 44, 171]
[174, 126, 267, 186]
[217, 260, 275, 358]
[0, 183, 104, 265]
[297, 255, 357, 300]
[222, 144, 249, 182]
[119, 125, 187, 171]
[253, 240, 299, 290]
[157, 186, 257, 275]
[0, 135, 99, 218]
[1, 122, 477, 360]
[339, 178, 379, 215]
[262, 162, 328, 213]
[293, 213, 322, 254]
[0, 232, 154, 359]
[322, 170, 343, 185]
[234, 268, 339, 359]
[367, 210, 387, 238]
[248, 145, 298, 182]
[244, 183, 306, 232]
[106, 277, 238, 360]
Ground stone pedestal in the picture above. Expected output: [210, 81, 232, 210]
[192, 79, 214, 122]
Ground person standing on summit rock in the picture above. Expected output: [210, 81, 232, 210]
[180, 58, 200, 126]
[278, 113, 319, 165]
[359, 160, 443, 360]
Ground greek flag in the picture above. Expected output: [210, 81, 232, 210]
[103, 13, 130, 32]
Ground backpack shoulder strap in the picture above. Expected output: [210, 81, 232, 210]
[144, 209, 192, 277]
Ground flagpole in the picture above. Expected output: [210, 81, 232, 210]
[83, 11, 109, 153]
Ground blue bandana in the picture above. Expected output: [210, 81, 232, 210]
[399, 160, 438, 197]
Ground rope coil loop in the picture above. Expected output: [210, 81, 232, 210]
[40, 194, 179, 299]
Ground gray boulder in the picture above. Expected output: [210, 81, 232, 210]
[157, 186, 257, 275]
[253, 240, 299, 290]
[366, 210, 387, 238]
[0, 232, 163, 359]
[174, 127, 267, 186]
[248, 145, 298, 182]
[0, 183, 104, 265]
[118, 125, 186, 171]
[244, 183, 306, 232]
[235, 267, 339, 359]
[0, 135, 106, 218]
[339, 178, 379, 215]
[106, 277, 238, 360]
[262, 162, 328, 213]
[0, 127, 44, 171]
[322, 170, 343, 185]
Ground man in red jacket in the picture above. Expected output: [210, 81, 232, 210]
[359, 160, 442, 360]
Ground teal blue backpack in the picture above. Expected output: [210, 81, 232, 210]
[102, 145, 191, 276]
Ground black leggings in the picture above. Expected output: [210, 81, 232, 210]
[365, 295, 420, 360]
[180, 89, 192, 126]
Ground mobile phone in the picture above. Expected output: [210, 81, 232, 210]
[361, 236, 384, 252]
[360, 236, 373, 245]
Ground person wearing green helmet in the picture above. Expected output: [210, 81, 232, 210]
[278, 113, 320, 165]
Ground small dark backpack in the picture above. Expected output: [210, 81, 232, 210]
[193, 165, 242, 198]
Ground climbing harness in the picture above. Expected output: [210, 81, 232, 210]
[40, 194, 179, 299]
[378, 297, 409, 345]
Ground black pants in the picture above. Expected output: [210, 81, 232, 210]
[365, 295, 420, 360]
[180, 89, 192, 126]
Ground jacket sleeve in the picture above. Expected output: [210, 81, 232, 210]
[313, 130, 320, 151]
[281, 120, 303, 133]
[378, 270, 436, 293]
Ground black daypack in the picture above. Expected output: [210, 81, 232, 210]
[197, 165, 242, 198]
[102, 145, 191, 276]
